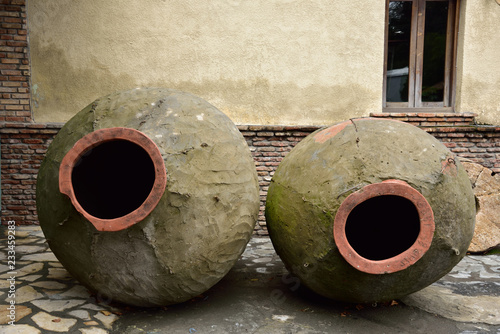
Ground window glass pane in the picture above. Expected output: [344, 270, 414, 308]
[422, 1, 448, 102]
[386, 1, 412, 103]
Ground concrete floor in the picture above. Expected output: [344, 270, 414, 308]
[1, 225, 499, 334]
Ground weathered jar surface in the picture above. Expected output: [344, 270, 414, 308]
[37, 88, 260, 307]
[266, 118, 475, 303]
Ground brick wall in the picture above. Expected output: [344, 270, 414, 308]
[1, 123, 60, 224]
[238, 125, 320, 234]
[0, 0, 30, 123]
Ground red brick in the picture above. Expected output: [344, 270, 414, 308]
[427, 117, 446, 122]
[446, 133, 466, 138]
[257, 132, 274, 137]
[3, 17, 21, 23]
[5, 105, 23, 110]
[1, 22, 21, 29]
[7, 75, 26, 81]
[6, 52, 23, 58]
[6, 40, 26, 47]
[2, 81, 20, 86]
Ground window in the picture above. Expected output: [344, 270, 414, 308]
[383, 0, 459, 111]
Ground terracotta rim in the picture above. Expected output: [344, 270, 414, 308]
[59, 127, 167, 232]
[333, 180, 435, 274]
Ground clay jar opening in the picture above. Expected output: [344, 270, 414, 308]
[59, 128, 167, 232]
[333, 180, 435, 274]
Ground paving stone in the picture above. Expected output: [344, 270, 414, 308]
[31, 311, 77, 332]
[31, 281, 67, 290]
[1, 264, 44, 280]
[59, 285, 92, 299]
[21, 275, 43, 282]
[402, 285, 500, 325]
[94, 311, 119, 329]
[68, 309, 91, 320]
[0, 324, 41, 333]
[83, 321, 100, 326]
[31, 299, 86, 312]
[40, 290, 64, 298]
[14, 230, 35, 238]
[29, 230, 45, 238]
[0, 278, 17, 289]
[49, 262, 64, 267]
[17, 226, 42, 232]
[10, 286, 44, 304]
[80, 326, 109, 334]
[15, 263, 44, 277]
[0, 264, 10, 273]
[15, 261, 32, 266]
[15, 245, 47, 254]
[81, 303, 107, 311]
[14, 238, 41, 245]
[448, 256, 500, 280]
[0, 305, 32, 324]
[21, 252, 59, 262]
[47, 267, 73, 280]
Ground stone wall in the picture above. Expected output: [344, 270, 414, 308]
[2, 114, 499, 235]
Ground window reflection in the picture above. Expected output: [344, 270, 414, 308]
[422, 1, 448, 102]
[386, 1, 412, 103]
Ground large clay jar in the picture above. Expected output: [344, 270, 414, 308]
[266, 118, 475, 303]
[36, 88, 260, 307]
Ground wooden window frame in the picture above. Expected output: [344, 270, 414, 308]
[383, 0, 460, 112]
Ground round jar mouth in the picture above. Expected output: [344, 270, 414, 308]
[59, 127, 167, 231]
[333, 180, 435, 274]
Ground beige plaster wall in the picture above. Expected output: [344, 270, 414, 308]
[28, 0, 500, 126]
[456, 0, 500, 125]
[28, 0, 386, 125]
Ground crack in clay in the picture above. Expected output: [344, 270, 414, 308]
[350, 118, 360, 148]
[336, 184, 364, 199]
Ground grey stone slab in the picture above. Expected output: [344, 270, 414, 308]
[402, 285, 500, 325]
[68, 309, 91, 320]
[79, 327, 109, 334]
[94, 311, 119, 329]
[59, 285, 91, 299]
[15, 245, 48, 254]
[9, 286, 44, 304]
[0, 324, 41, 333]
[31, 281, 67, 290]
[21, 252, 58, 262]
[31, 299, 86, 312]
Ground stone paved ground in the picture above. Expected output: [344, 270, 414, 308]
[1, 225, 499, 333]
